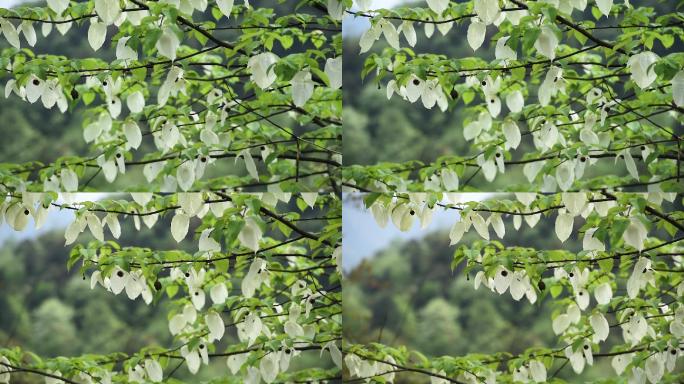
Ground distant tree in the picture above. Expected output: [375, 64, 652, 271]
[32, 298, 79, 357]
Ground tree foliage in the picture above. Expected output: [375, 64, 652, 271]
[0, 0, 342, 192]
[342, 0, 684, 192]
[1, 191, 341, 383]
[344, 191, 683, 383]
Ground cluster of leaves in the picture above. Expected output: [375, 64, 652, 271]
[342, 0, 684, 192]
[0, 191, 341, 383]
[343, 191, 683, 383]
[0, 0, 344, 192]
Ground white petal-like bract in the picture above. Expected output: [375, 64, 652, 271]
[534, 25, 559, 60]
[171, 212, 190, 242]
[673, 70, 684, 107]
[426, 0, 448, 14]
[217, 0, 234, 18]
[47, 0, 69, 14]
[126, 91, 145, 113]
[94, 0, 121, 25]
[123, 121, 142, 150]
[627, 51, 659, 89]
[239, 217, 262, 252]
[554, 213, 573, 242]
[291, 70, 314, 107]
[88, 21, 107, 51]
[596, 0, 613, 16]
[325, 57, 342, 90]
[467, 19, 486, 51]
[248, 52, 279, 89]
[156, 27, 181, 61]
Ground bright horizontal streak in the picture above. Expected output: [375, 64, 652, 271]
[56, 192, 119, 205]
[0, 0, 24, 7]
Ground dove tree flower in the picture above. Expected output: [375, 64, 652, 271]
[344, 0, 683, 193]
[0, 0, 342, 192]
[347, 191, 684, 383]
[0, 191, 341, 383]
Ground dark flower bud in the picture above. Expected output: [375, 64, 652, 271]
[154, 280, 162, 290]
[71, 89, 79, 99]
[450, 89, 459, 99]
[537, 280, 546, 291]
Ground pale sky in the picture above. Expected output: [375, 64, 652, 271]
[0, 193, 113, 245]
[344, 0, 412, 37]
[342, 193, 495, 271]
[373, 0, 406, 7]
[0, 0, 24, 7]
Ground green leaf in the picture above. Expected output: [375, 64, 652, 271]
[166, 284, 179, 298]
